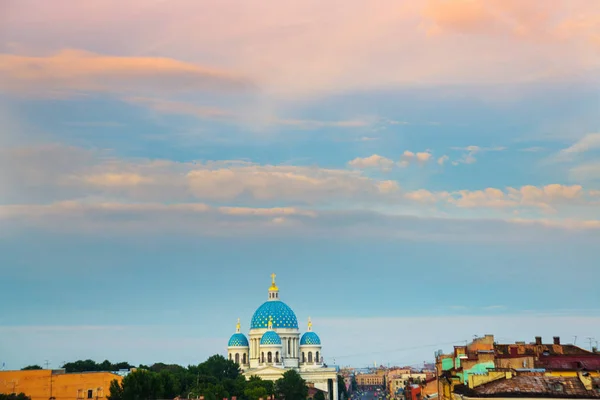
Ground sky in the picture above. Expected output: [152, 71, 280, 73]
[1, 0, 600, 370]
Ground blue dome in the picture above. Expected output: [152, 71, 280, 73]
[251, 301, 298, 329]
[260, 330, 282, 345]
[300, 331, 321, 346]
[228, 333, 249, 347]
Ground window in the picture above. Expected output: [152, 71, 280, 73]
[235, 353, 240, 364]
[268, 352, 272, 363]
[308, 352, 313, 363]
[229, 354, 232, 361]
[275, 352, 279, 363]
[316, 351, 320, 363]
[550, 383, 564, 392]
[87, 390, 93, 399]
[302, 352, 306, 363]
[77, 390, 84, 399]
[242, 353, 247, 364]
[288, 339, 291, 355]
[261, 352, 265, 363]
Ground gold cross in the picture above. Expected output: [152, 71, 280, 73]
[271, 273, 276, 284]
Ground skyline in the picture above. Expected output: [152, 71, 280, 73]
[1, 0, 600, 369]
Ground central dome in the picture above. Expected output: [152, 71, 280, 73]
[251, 301, 299, 329]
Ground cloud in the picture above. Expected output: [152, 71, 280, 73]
[404, 189, 450, 204]
[450, 188, 516, 209]
[0, 49, 251, 96]
[560, 133, 600, 155]
[422, 0, 554, 37]
[437, 155, 450, 166]
[2, 0, 598, 97]
[450, 145, 506, 165]
[398, 150, 433, 167]
[3, 201, 600, 241]
[404, 184, 591, 213]
[348, 154, 395, 171]
[1, 145, 398, 205]
[570, 162, 600, 182]
[126, 96, 369, 129]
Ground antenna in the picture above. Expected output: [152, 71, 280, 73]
[44, 360, 50, 369]
[573, 336, 578, 346]
[587, 337, 595, 351]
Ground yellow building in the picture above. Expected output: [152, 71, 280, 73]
[0, 369, 123, 400]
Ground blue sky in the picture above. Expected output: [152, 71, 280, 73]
[1, 0, 600, 369]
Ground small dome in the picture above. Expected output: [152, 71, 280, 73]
[228, 333, 249, 347]
[300, 331, 321, 346]
[260, 330, 282, 345]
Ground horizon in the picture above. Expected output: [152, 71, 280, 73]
[1, 0, 599, 372]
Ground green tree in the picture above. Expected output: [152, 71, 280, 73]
[244, 376, 273, 400]
[314, 391, 326, 400]
[0, 394, 32, 400]
[275, 370, 308, 400]
[108, 380, 123, 400]
[338, 375, 348, 399]
[114, 369, 164, 400]
[21, 365, 42, 370]
[198, 355, 240, 381]
[351, 377, 357, 392]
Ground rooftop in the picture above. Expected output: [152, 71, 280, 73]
[464, 375, 600, 398]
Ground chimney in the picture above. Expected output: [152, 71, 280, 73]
[553, 337, 560, 345]
[535, 336, 542, 345]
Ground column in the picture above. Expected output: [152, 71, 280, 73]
[333, 378, 339, 400]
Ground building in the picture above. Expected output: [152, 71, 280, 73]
[0, 369, 123, 400]
[226, 274, 339, 400]
[355, 373, 384, 390]
[436, 335, 600, 400]
[455, 371, 600, 399]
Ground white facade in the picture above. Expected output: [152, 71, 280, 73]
[227, 275, 339, 400]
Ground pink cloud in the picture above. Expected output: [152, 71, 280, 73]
[0, 49, 250, 96]
[2, 0, 598, 97]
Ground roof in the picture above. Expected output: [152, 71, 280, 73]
[495, 344, 593, 357]
[467, 375, 600, 398]
[535, 355, 600, 371]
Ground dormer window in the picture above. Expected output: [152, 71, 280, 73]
[550, 383, 564, 392]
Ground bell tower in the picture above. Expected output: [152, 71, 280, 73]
[268, 273, 279, 301]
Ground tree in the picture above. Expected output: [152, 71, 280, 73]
[275, 370, 308, 400]
[351, 377, 357, 392]
[108, 380, 123, 400]
[338, 375, 348, 399]
[111, 369, 164, 400]
[197, 355, 240, 381]
[0, 394, 31, 400]
[21, 365, 42, 370]
[245, 376, 273, 400]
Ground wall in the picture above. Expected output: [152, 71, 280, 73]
[0, 370, 123, 400]
[467, 371, 512, 389]
[495, 357, 534, 369]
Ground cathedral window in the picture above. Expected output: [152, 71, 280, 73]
[261, 352, 265, 363]
[308, 352, 313, 363]
[288, 339, 291, 354]
[316, 351, 320, 363]
[242, 353, 247, 364]
[235, 353, 239, 364]
[275, 352, 279, 363]
[268, 352, 272, 363]
[302, 352, 306, 363]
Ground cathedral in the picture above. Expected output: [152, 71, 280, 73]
[227, 274, 339, 400]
